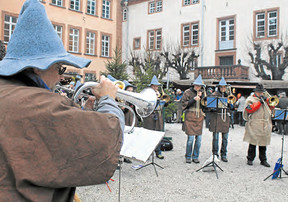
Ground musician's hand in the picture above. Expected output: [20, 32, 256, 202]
[194, 95, 201, 101]
[91, 75, 117, 99]
[260, 96, 267, 104]
[83, 96, 96, 110]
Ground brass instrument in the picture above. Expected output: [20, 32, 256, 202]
[264, 91, 279, 107]
[200, 86, 207, 106]
[261, 91, 279, 117]
[195, 90, 201, 118]
[73, 82, 157, 133]
[159, 86, 170, 103]
[113, 80, 125, 90]
[227, 85, 236, 104]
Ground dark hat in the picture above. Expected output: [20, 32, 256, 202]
[254, 84, 265, 92]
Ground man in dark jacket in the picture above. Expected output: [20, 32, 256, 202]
[0, 0, 124, 201]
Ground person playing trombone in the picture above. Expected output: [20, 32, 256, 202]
[209, 77, 234, 162]
[181, 75, 205, 164]
[0, 0, 124, 200]
[243, 84, 275, 167]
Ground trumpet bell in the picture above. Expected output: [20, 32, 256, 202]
[113, 80, 125, 90]
[201, 97, 207, 106]
[227, 95, 236, 104]
[161, 94, 170, 103]
[268, 96, 279, 107]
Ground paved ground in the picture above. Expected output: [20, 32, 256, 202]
[77, 123, 288, 202]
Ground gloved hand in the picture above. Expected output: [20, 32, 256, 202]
[259, 96, 267, 104]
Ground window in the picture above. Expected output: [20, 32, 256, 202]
[133, 37, 141, 50]
[218, 17, 235, 50]
[53, 24, 63, 39]
[219, 56, 234, 65]
[102, 0, 111, 19]
[87, 0, 96, 15]
[215, 51, 236, 66]
[181, 22, 199, 48]
[52, 0, 63, 6]
[147, 29, 162, 50]
[183, 0, 199, 6]
[101, 34, 110, 57]
[254, 8, 279, 40]
[70, 0, 80, 11]
[85, 72, 97, 81]
[69, 28, 80, 53]
[3, 14, 17, 43]
[123, 8, 127, 21]
[149, 0, 162, 14]
[86, 31, 96, 55]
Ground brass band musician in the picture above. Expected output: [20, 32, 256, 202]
[0, 1, 124, 200]
[181, 75, 205, 164]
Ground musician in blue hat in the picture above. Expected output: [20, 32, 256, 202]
[143, 75, 165, 159]
[209, 77, 233, 162]
[0, 0, 124, 200]
[181, 75, 205, 164]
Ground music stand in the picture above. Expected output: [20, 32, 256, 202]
[264, 109, 288, 181]
[196, 96, 227, 179]
[136, 153, 164, 177]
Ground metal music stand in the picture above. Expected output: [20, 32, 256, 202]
[264, 109, 288, 181]
[136, 152, 164, 177]
[196, 96, 227, 179]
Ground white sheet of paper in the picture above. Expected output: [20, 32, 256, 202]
[120, 127, 165, 163]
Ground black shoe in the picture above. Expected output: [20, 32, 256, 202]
[156, 154, 164, 159]
[247, 160, 253, 166]
[192, 159, 200, 164]
[221, 157, 228, 162]
[186, 158, 192, 164]
[261, 161, 270, 167]
[124, 158, 132, 164]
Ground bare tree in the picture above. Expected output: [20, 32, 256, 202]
[249, 41, 288, 80]
[160, 47, 199, 80]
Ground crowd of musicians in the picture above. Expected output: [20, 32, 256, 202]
[0, 0, 287, 200]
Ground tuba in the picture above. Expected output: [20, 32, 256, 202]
[73, 82, 157, 133]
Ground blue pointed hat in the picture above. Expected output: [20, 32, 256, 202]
[107, 74, 117, 82]
[193, 74, 205, 86]
[149, 75, 161, 86]
[123, 80, 135, 90]
[217, 77, 227, 86]
[0, 0, 91, 76]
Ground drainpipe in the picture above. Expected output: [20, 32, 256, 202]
[200, 0, 206, 67]
[123, 0, 129, 63]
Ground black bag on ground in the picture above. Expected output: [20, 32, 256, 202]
[160, 139, 173, 151]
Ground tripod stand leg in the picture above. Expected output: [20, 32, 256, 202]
[196, 161, 213, 172]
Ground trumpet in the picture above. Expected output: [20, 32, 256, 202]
[158, 86, 170, 103]
[73, 82, 157, 133]
[113, 80, 125, 90]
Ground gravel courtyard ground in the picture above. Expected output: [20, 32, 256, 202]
[77, 123, 288, 202]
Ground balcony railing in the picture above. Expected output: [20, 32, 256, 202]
[194, 65, 249, 81]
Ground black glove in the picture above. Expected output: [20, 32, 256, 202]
[259, 96, 266, 104]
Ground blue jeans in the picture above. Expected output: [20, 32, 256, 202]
[212, 132, 228, 158]
[185, 135, 202, 160]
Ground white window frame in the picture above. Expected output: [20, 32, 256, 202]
[87, 0, 96, 15]
[102, 0, 111, 19]
[155, 30, 162, 50]
[219, 19, 234, 42]
[268, 11, 277, 37]
[256, 13, 265, 38]
[70, 0, 80, 11]
[148, 30, 155, 50]
[69, 28, 80, 53]
[101, 35, 110, 57]
[52, 0, 63, 6]
[183, 25, 190, 47]
[86, 32, 96, 55]
[53, 24, 63, 39]
[3, 15, 17, 44]
[191, 23, 199, 46]
[149, 2, 155, 14]
[156, 1, 162, 12]
[148, 29, 162, 50]
[184, 0, 190, 6]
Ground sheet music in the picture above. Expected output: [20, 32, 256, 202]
[120, 127, 165, 163]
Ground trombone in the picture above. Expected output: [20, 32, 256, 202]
[200, 86, 207, 107]
[227, 85, 236, 104]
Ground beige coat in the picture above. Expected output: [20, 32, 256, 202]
[181, 88, 204, 135]
[243, 95, 272, 146]
[0, 79, 122, 201]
